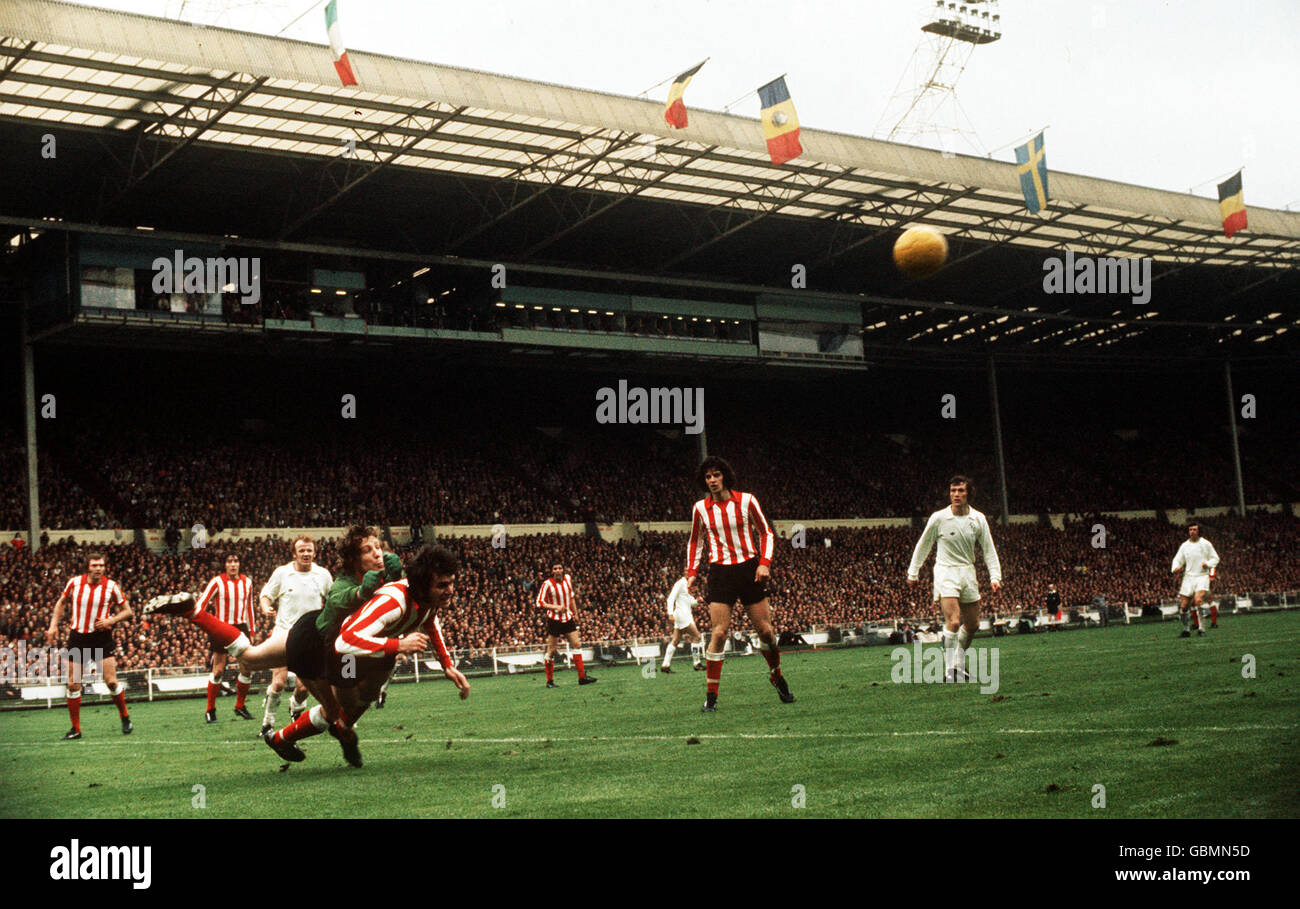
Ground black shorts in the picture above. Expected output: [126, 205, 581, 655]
[546, 618, 578, 636]
[331, 652, 396, 689]
[285, 610, 329, 681]
[66, 630, 114, 664]
[705, 559, 769, 607]
[210, 623, 250, 654]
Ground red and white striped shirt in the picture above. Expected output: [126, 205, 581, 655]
[336, 580, 452, 669]
[60, 574, 126, 635]
[197, 573, 253, 626]
[536, 575, 575, 623]
[686, 490, 774, 577]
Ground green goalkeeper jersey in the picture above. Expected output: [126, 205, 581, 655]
[316, 573, 365, 637]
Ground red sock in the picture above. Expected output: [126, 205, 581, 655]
[706, 656, 723, 695]
[1192, 610, 1200, 629]
[235, 679, 250, 708]
[273, 710, 324, 745]
[545, 660, 554, 683]
[190, 611, 242, 648]
[206, 681, 218, 712]
[333, 720, 357, 743]
[760, 642, 781, 674]
[574, 654, 586, 679]
[1210, 604, 1219, 626]
[112, 689, 129, 719]
[67, 696, 81, 731]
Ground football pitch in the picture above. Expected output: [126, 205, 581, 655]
[1, 613, 1297, 819]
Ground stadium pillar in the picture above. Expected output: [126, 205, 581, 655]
[1224, 360, 1247, 516]
[20, 305, 42, 550]
[987, 356, 1010, 525]
[696, 427, 708, 461]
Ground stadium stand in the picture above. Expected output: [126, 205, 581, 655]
[3, 513, 1295, 668]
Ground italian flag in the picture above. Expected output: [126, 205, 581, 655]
[325, 0, 358, 86]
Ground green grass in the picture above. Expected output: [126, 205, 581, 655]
[2, 613, 1297, 818]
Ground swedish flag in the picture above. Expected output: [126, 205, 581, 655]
[1014, 132, 1049, 214]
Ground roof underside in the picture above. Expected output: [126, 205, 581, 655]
[1, 0, 1297, 361]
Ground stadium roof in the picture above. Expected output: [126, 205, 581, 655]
[2, 0, 1298, 361]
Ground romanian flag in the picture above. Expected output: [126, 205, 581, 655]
[664, 60, 706, 129]
[1014, 132, 1049, 214]
[324, 0, 358, 87]
[758, 77, 802, 165]
[1217, 171, 1247, 238]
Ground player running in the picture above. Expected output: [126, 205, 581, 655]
[1172, 523, 1220, 638]
[45, 552, 134, 740]
[196, 553, 255, 723]
[536, 563, 597, 688]
[256, 537, 332, 735]
[907, 475, 1002, 682]
[661, 575, 703, 673]
[685, 456, 793, 712]
[265, 544, 470, 764]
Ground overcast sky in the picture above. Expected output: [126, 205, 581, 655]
[71, 0, 1300, 210]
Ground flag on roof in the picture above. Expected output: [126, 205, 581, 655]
[757, 77, 802, 165]
[324, 0, 358, 87]
[1014, 132, 1049, 214]
[1217, 171, 1247, 238]
[663, 60, 707, 130]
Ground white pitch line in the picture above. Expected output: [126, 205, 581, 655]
[1, 723, 1294, 748]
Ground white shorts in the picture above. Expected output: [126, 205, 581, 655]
[671, 605, 696, 630]
[933, 566, 981, 604]
[1179, 574, 1211, 598]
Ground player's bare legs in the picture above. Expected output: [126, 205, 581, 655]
[62, 652, 130, 738]
[701, 601, 731, 710]
[543, 633, 559, 687]
[746, 598, 794, 702]
[939, 595, 970, 680]
[1178, 594, 1193, 636]
[563, 629, 594, 683]
[663, 623, 703, 671]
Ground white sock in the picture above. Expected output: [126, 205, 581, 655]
[691, 643, 702, 665]
[379, 677, 391, 695]
[263, 689, 281, 726]
[290, 690, 308, 709]
[941, 629, 959, 672]
[307, 704, 328, 730]
[956, 626, 972, 650]
[663, 643, 676, 668]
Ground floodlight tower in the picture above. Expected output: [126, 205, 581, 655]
[874, 0, 1002, 155]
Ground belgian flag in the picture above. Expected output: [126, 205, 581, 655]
[664, 61, 706, 130]
[1217, 171, 1247, 238]
[758, 76, 802, 165]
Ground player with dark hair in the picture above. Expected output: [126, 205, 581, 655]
[45, 552, 134, 740]
[907, 475, 1002, 681]
[536, 562, 596, 688]
[685, 456, 792, 712]
[1173, 523, 1220, 638]
[196, 552, 255, 723]
[265, 544, 470, 764]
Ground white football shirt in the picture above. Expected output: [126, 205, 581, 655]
[1172, 538, 1220, 577]
[907, 506, 1002, 585]
[260, 561, 333, 629]
[667, 576, 697, 616]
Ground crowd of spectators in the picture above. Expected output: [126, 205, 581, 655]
[2, 513, 1295, 670]
[3, 410, 1295, 531]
